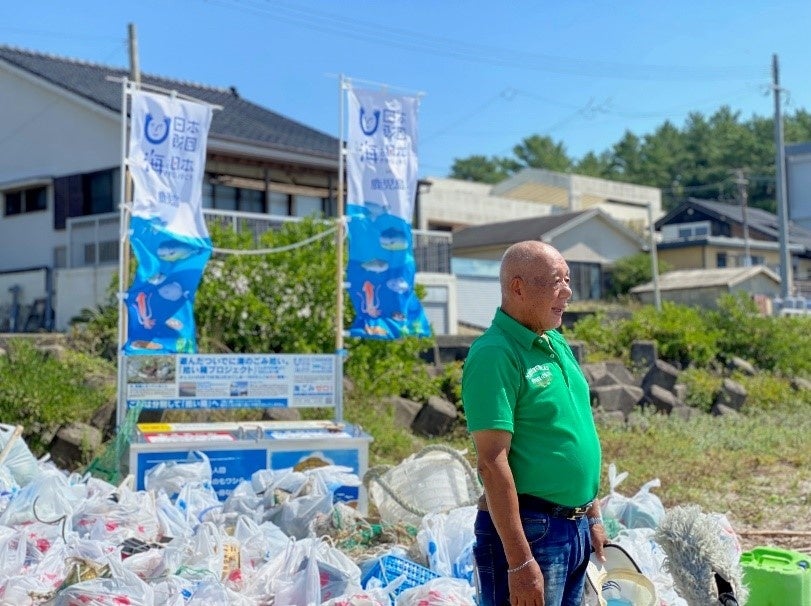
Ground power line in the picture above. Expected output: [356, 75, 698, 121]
[208, 0, 767, 82]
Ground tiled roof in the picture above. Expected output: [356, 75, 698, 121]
[630, 265, 780, 293]
[452, 210, 589, 250]
[0, 45, 338, 160]
[659, 198, 811, 251]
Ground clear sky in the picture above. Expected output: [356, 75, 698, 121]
[2, 1, 809, 179]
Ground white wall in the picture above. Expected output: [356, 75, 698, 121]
[54, 265, 117, 331]
[416, 272, 457, 335]
[0, 64, 120, 271]
[551, 217, 642, 262]
[0, 66, 119, 181]
[418, 178, 554, 230]
[455, 274, 500, 330]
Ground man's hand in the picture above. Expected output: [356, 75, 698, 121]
[508, 559, 544, 606]
[590, 522, 609, 562]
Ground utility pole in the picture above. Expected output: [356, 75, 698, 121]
[128, 23, 141, 85]
[733, 168, 751, 267]
[773, 53, 792, 298]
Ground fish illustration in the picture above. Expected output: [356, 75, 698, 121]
[158, 282, 189, 301]
[357, 280, 382, 318]
[363, 324, 388, 336]
[391, 312, 406, 322]
[132, 292, 155, 329]
[379, 228, 408, 251]
[364, 201, 389, 220]
[361, 259, 389, 273]
[131, 340, 162, 350]
[157, 241, 198, 262]
[165, 317, 184, 331]
[386, 277, 410, 294]
[147, 273, 166, 285]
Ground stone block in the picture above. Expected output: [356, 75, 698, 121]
[49, 422, 102, 471]
[411, 395, 457, 437]
[591, 384, 643, 418]
[670, 404, 697, 420]
[567, 340, 586, 365]
[261, 407, 302, 421]
[791, 377, 811, 392]
[630, 340, 657, 372]
[90, 400, 117, 441]
[592, 409, 626, 427]
[646, 384, 677, 414]
[711, 403, 740, 417]
[673, 383, 688, 401]
[714, 378, 747, 411]
[384, 396, 423, 430]
[604, 360, 639, 386]
[728, 356, 756, 376]
[641, 359, 679, 395]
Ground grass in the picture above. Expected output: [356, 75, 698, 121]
[347, 392, 811, 533]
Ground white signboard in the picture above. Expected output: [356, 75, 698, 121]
[125, 354, 336, 410]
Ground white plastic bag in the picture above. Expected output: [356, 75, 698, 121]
[417, 506, 477, 584]
[395, 576, 476, 606]
[144, 450, 212, 499]
[599, 463, 665, 530]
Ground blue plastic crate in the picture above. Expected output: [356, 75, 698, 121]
[361, 554, 440, 601]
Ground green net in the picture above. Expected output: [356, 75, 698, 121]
[83, 403, 143, 485]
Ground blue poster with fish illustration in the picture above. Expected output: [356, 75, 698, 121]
[345, 88, 431, 339]
[124, 90, 213, 354]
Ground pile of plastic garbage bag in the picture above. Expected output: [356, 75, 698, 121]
[0, 444, 479, 606]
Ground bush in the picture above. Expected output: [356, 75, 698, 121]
[0, 340, 115, 455]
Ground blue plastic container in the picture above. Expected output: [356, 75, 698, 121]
[361, 554, 440, 603]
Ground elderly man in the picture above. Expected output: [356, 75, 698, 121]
[462, 240, 606, 606]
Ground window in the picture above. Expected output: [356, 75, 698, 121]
[203, 180, 266, 213]
[293, 195, 324, 217]
[83, 170, 118, 215]
[569, 262, 603, 301]
[269, 191, 289, 215]
[717, 252, 727, 268]
[3, 185, 47, 216]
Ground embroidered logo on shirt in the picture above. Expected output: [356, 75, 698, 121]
[525, 364, 553, 387]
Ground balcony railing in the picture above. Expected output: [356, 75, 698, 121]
[66, 210, 453, 273]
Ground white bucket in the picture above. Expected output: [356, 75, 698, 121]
[0, 424, 40, 487]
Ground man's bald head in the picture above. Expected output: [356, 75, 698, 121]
[499, 240, 572, 333]
[500, 241, 560, 296]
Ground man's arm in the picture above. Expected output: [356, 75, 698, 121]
[473, 429, 544, 605]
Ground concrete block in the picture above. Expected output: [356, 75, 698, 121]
[630, 340, 657, 372]
[412, 395, 457, 437]
[641, 359, 679, 395]
[711, 403, 740, 417]
[604, 360, 639, 386]
[647, 384, 677, 414]
[261, 407, 302, 421]
[385, 396, 423, 430]
[714, 378, 747, 411]
[591, 384, 643, 418]
[90, 400, 117, 441]
[728, 356, 756, 376]
[49, 422, 102, 470]
[567, 340, 586, 365]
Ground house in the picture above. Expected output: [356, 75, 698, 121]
[654, 197, 811, 296]
[0, 45, 457, 333]
[451, 208, 650, 328]
[417, 168, 663, 233]
[630, 266, 782, 310]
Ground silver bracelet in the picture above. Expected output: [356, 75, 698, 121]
[588, 516, 603, 527]
[507, 557, 535, 574]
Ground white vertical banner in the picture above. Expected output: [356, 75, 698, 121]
[344, 86, 431, 339]
[347, 88, 419, 220]
[128, 90, 212, 239]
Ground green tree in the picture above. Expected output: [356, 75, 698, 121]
[512, 135, 572, 172]
[449, 155, 519, 183]
[608, 252, 671, 297]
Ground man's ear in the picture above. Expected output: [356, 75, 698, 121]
[509, 275, 524, 298]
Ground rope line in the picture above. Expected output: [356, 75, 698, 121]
[212, 225, 338, 256]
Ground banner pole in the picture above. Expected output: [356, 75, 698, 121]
[116, 77, 132, 431]
[335, 74, 347, 423]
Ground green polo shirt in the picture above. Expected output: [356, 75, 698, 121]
[462, 308, 601, 507]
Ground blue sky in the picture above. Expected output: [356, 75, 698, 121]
[2, 1, 809, 178]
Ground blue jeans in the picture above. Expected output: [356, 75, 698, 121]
[473, 509, 591, 606]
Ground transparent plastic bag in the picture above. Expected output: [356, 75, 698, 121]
[144, 450, 212, 499]
[599, 463, 665, 530]
[395, 576, 476, 606]
[417, 506, 477, 584]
